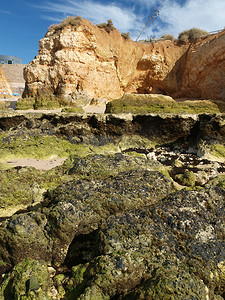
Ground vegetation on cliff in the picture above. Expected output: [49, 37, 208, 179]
[178, 27, 209, 42]
[96, 19, 115, 33]
[47, 16, 82, 34]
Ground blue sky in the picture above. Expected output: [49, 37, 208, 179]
[0, 0, 224, 64]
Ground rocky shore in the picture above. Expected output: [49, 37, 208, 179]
[0, 111, 224, 299]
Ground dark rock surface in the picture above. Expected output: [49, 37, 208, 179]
[0, 168, 175, 273]
[0, 112, 224, 299]
[71, 183, 224, 299]
[0, 166, 224, 299]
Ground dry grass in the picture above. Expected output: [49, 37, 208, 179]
[97, 19, 115, 33]
[178, 28, 208, 42]
[161, 34, 176, 41]
[121, 32, 131, 40]
[48, 16, 82, 33]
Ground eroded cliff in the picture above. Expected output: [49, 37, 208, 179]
[23, 17, 225, 104]
[23, 18, 189, 102]
[179, 31, 225, 100]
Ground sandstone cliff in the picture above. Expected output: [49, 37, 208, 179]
[23, 18, 188, 102]
[0, 66, 12, 95]
[179, 31, 225, 100]
[23, 17, 225, 103]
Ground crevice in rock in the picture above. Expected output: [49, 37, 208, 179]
[64, 229, 100, 268]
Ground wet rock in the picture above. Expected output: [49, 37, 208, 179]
[0, 258, 50, 299]
[175, 170, 195, 187]
[68, 153, 167, 179]
[73, 184, 225, 299]
[0, 169, 175, 272]
[0, 112, 224, 299]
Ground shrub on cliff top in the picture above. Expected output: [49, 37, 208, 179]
[97, 19, 115, 33]
[48, 16, 82, 32]
[121, 32, 131, 40]
[178, 28, 208, 42]
[161, 34, 176, 41]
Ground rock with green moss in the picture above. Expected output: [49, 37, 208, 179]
[197, 114, 225, 162]
[0, 258, 50, 299]
[71, 185, 225, 299]
[0, 101, 11, 111]
[0, 111, 211, 151]
[61, 107, 84, 113]
[0, 212, 52, 272]
[0, 167, 224, 298]
[68, 153, 168, 180]
[16, 97, 35, 110]
[175, 170, 195, 186]
[0, 169, 175, 273]
[105, 94, 220, 114]
[0, 112, 224, 299]
[122, 263, 209, 299]
[205, 174, 225, 189]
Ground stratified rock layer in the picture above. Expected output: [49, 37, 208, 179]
[23, 18, 225, 103]
[0, 66, 12, 95]
[23, 18, 188, 101]
[179, 31, 225, 100]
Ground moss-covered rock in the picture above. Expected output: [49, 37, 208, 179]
[0, 258, 50, 300]
[105, 94, 220, 114]
[175, 170, 195, 186]
[61, 107, 84, 113]
[0, 169, 175, 273]
[0, 112, 224, 299]
[197, 114, 225, 162]
[210, 144, 225, 159]
[0, 101, 11, 111]
[16, 97, 35, 110]
[123, 264, 209, 299]
[73, 185, 225, 299]
[68, 153, 169, 180]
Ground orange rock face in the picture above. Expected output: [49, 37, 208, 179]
[179, 31, 225, 100]
[23, 18, 225, 103]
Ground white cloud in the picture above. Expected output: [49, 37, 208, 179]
[155, 0, 225, 37]
[36, 0, 143, 36]
[35, 0, 225, 40]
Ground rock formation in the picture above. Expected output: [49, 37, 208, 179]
[23, 18, 188, 102]
[0, 110, 225, 298]
[179, 31, 225, 100]
[23, 17, 225, 105]
[0, 66, 12, 95]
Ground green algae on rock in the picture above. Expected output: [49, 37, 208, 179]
[0, 258, 50, 300]
[175, 170, 196, 187]
[72, 185, 225, 299]
[0, 169, 175, 274]
[0, 167, 224, 298]
[105, 94, 220, 114]
[0, 112, 224, 299]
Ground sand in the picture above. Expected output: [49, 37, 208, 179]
[3, 158, 67, 170]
